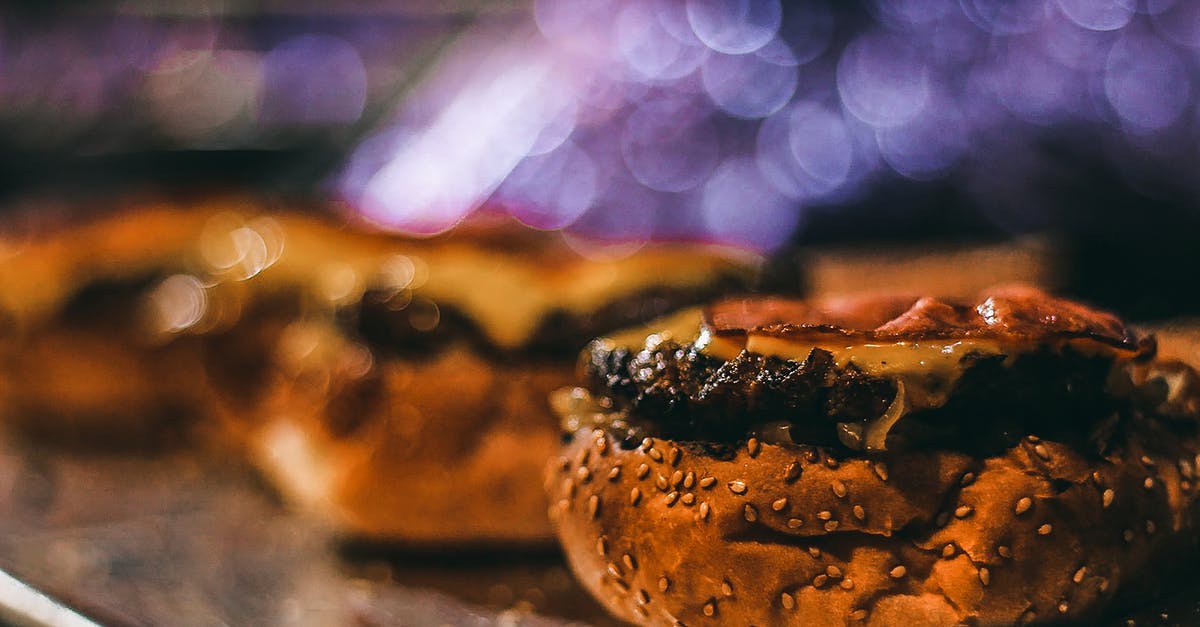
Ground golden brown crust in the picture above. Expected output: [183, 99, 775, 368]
[253, 343, 566, 543]
[548, 419, 1200, 626]
[706, 285, 1152, 356]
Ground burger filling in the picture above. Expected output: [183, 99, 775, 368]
[559, 303, 1181, 457]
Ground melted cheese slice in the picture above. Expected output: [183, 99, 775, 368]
[0, 206, 758, 350]
[598, 311, 1127, 452]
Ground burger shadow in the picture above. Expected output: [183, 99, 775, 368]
[336, 539, 622, 626]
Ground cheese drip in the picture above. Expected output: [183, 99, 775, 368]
[694, 317, 1123, 452]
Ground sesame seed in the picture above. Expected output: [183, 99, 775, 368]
[942, 544, 956, 558]
[1144, 477, 1155, 490]
[787, 518, 804, 528]
[747, 438, 761, 457]
[636, 589, 650, 605]
[1073, 567, 1087, 584]
[721, 580, 733, 596]
[1123, 529, 1135, 543]
[873, 462, 889, 482]
[785, 462, 802, 483]
[849, 609, 868, 621]
[623, 554, 638, 571]
[1141, 455, 1154, 466]
[831, 480, 848, 499]
[658, 577, 670, 592]
[998, 545, 1012, 559]
[772, 498, 789, 512]
[781, 592, 795, 610]
[633, 605, 648, 619]
[955, 505, 974, 519]
[641, 438, 654, 451]
[683, 472, 695, 489]
[804, 449, 819, 463]
[817, 510, 833, 521]
[665, 491, 679, 506]
[1091, 470, 1103, 485]
[840, 578, 854, 590]
[728, 481, 747, 495]
[588, 495, 601, 519]
[824, 520, 839, 531]
[1058, 601, 1069, 614]
[648, 448, 663, 463]
[1027, 434, 1040, 443]
[656, 475, 669, 491]
[826, 456, 840, 469]
[978, 567, 991, 586]
[1103, 488, 1115, 508]
[699, 476, 717, 489]
[608, 466, 621, 481]
[636, 463, 650, 479]
[813, 574, 828, 588]
[630, 487, 642, 506]
[1099, 578, 1110, 593]
[607, 562, 623, 579]
[1015, 497, 1033, 515]
[703, 600, 716, 617]
[1146, 520, 1157, 535]
[826, 565, 843, 578]
[808, 547, 821, 558]
[853, 505, 866, 521]
[597, 537, 608, 556]
[595, 436, 609, 455]
[671, 470, 683, 487]
[1033, 443, 1051, 460]
[1038, 523, 1053, 536]
[744, 504, 759, 522]
[889, 565, 907, 579]
[699, 502, 710, 520]
[669, 448, 682, 466]
[960, 472, 976, 486]
[577, 466, 592, 483]
[675, 492, 692, 506]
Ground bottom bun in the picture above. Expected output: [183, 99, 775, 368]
[252, 337, 564, 545]
[548, 421, 1200, 626]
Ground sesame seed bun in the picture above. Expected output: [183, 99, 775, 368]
[548, 421, 1200, 625]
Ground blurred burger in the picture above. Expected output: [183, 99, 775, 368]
[0, 197, 763, 545]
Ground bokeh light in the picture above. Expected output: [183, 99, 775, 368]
[686, 0, 782, 55]
[6, 2, 1200, 252]
[260, 35, 367, 126]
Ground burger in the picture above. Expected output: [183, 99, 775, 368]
[547, 286, 1200, 625]
[0, 198, 763, 545]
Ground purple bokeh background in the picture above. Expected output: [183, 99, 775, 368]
[1, 2, 1199, 257]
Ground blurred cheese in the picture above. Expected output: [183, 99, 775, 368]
[0, 204, 758, 350]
